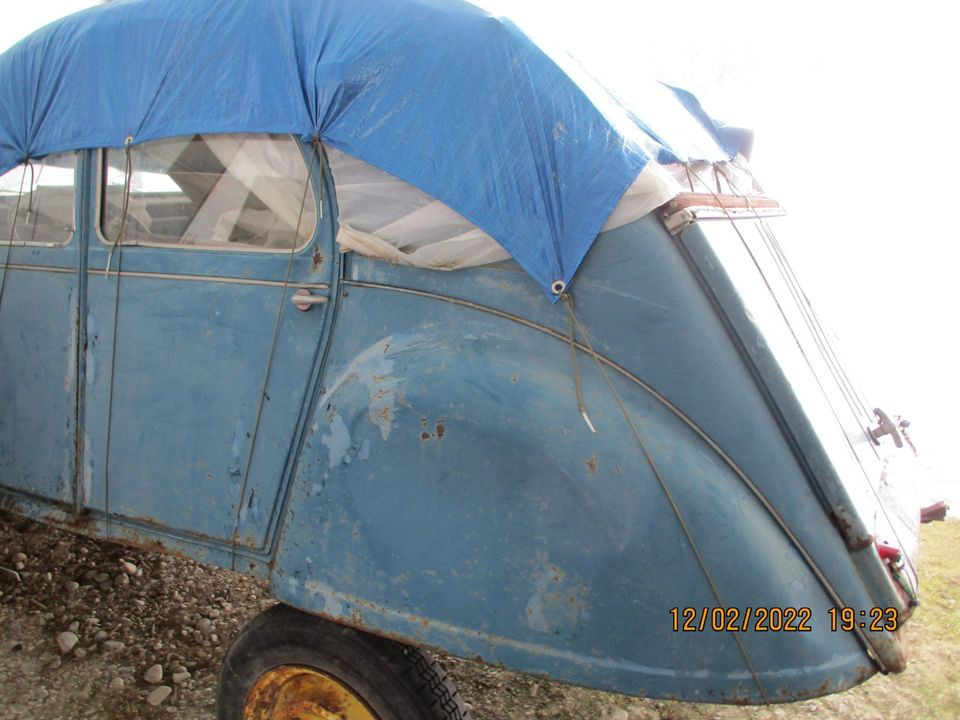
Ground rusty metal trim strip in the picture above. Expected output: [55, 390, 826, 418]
[341, 279, 884, 671]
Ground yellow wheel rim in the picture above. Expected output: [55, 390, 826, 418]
[243, 665, 378, 720]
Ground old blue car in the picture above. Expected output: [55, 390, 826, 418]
[0, 0, 919, 717]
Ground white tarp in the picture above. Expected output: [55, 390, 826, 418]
[326, 145, 689, 270]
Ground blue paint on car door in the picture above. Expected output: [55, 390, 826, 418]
[81, 141, 334, 551]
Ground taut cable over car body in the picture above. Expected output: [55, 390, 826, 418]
[0, 0, 920, 715]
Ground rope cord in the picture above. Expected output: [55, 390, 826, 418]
[230, 138, 320, 568]
[564, 296, 768, 700]
[0, 161, 32, 316]
[712, 164, 917, 584]
[102, 138, 135, 531]
[562, 295, 595, 433]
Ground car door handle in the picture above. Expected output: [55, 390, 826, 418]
[291, 289, 328, 311]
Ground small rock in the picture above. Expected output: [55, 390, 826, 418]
[144, 664, 164, 684]
[74, 647, 87, 659]
[196, 618, 213, 637]
[102, 640, 125, 652]
[120, 561, 138, 575]
[607, 710, 629, 720]
[68, 621, 80, 634]
[94, 572, 110, 583]
[171, 670, 190, 684]
[146, 686, 172, 706]
[46, 656, 62, 670]
[116, 573, 130, 586]
[108, 677, 124, 691]
[93, 630, 108, 643]
[56, 631, 78, 654]
[63, 580, 79, 593]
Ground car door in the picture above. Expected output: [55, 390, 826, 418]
[0, 152, 80, 508]
[82, 134, 333, 553]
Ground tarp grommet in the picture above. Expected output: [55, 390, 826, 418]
[551, 280, 566, 295]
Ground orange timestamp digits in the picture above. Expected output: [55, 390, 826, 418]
[827, 607, 899, 632]
[669, 606, 813, 632]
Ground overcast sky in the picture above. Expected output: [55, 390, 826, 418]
[3, 1, 957, 498]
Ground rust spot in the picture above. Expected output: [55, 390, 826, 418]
[511, 373, 519, 383]
[849, 533, 876, 552]
[828, 510, 853, 534]
[65, 509, 94, 530]
[420, 432, 431, 440]
[311, 248, 325, 272]
[584, 455, 597, 477]
[420, 417, 428, 428]
[435, 423, 445, 439]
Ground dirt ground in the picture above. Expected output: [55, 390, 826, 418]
[0, 512, 956, 720]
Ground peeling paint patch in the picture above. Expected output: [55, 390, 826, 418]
[305, 580, 346, 617]
[85, 312, 97, 385]
[65, 287, 77, 392]
[321, 414, 352, 468]
[83, 459, 92, 506]
[525, 553, 588, 634]
[324, 335, 429, 441]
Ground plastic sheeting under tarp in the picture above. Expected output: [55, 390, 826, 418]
[327, 146, 684, 270]
[0, 0, 752, 296]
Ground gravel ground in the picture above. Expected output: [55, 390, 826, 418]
[0, 511, 956, 720]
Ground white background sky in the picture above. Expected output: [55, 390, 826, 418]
[2, 1, 957, 501]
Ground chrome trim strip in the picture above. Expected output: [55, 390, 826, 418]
[86, 268, 329, 290]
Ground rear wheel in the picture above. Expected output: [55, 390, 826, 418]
[217, 604, 470, 720]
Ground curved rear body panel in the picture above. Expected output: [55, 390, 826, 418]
[270, 210, 914, 702]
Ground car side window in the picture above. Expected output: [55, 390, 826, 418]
[0, 153, 77, 246]
[100, 134, 317, 251]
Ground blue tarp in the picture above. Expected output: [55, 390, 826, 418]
[0, 0, 750, 296]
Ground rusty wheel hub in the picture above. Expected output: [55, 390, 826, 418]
[243, 665, 378, 720]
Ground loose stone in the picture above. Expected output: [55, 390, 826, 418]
[56, 632, 78, 655]
[146, 686, 172, 706]
[144, 664, 163, 684]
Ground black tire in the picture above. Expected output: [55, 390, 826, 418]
[217, 604, 470, 720]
